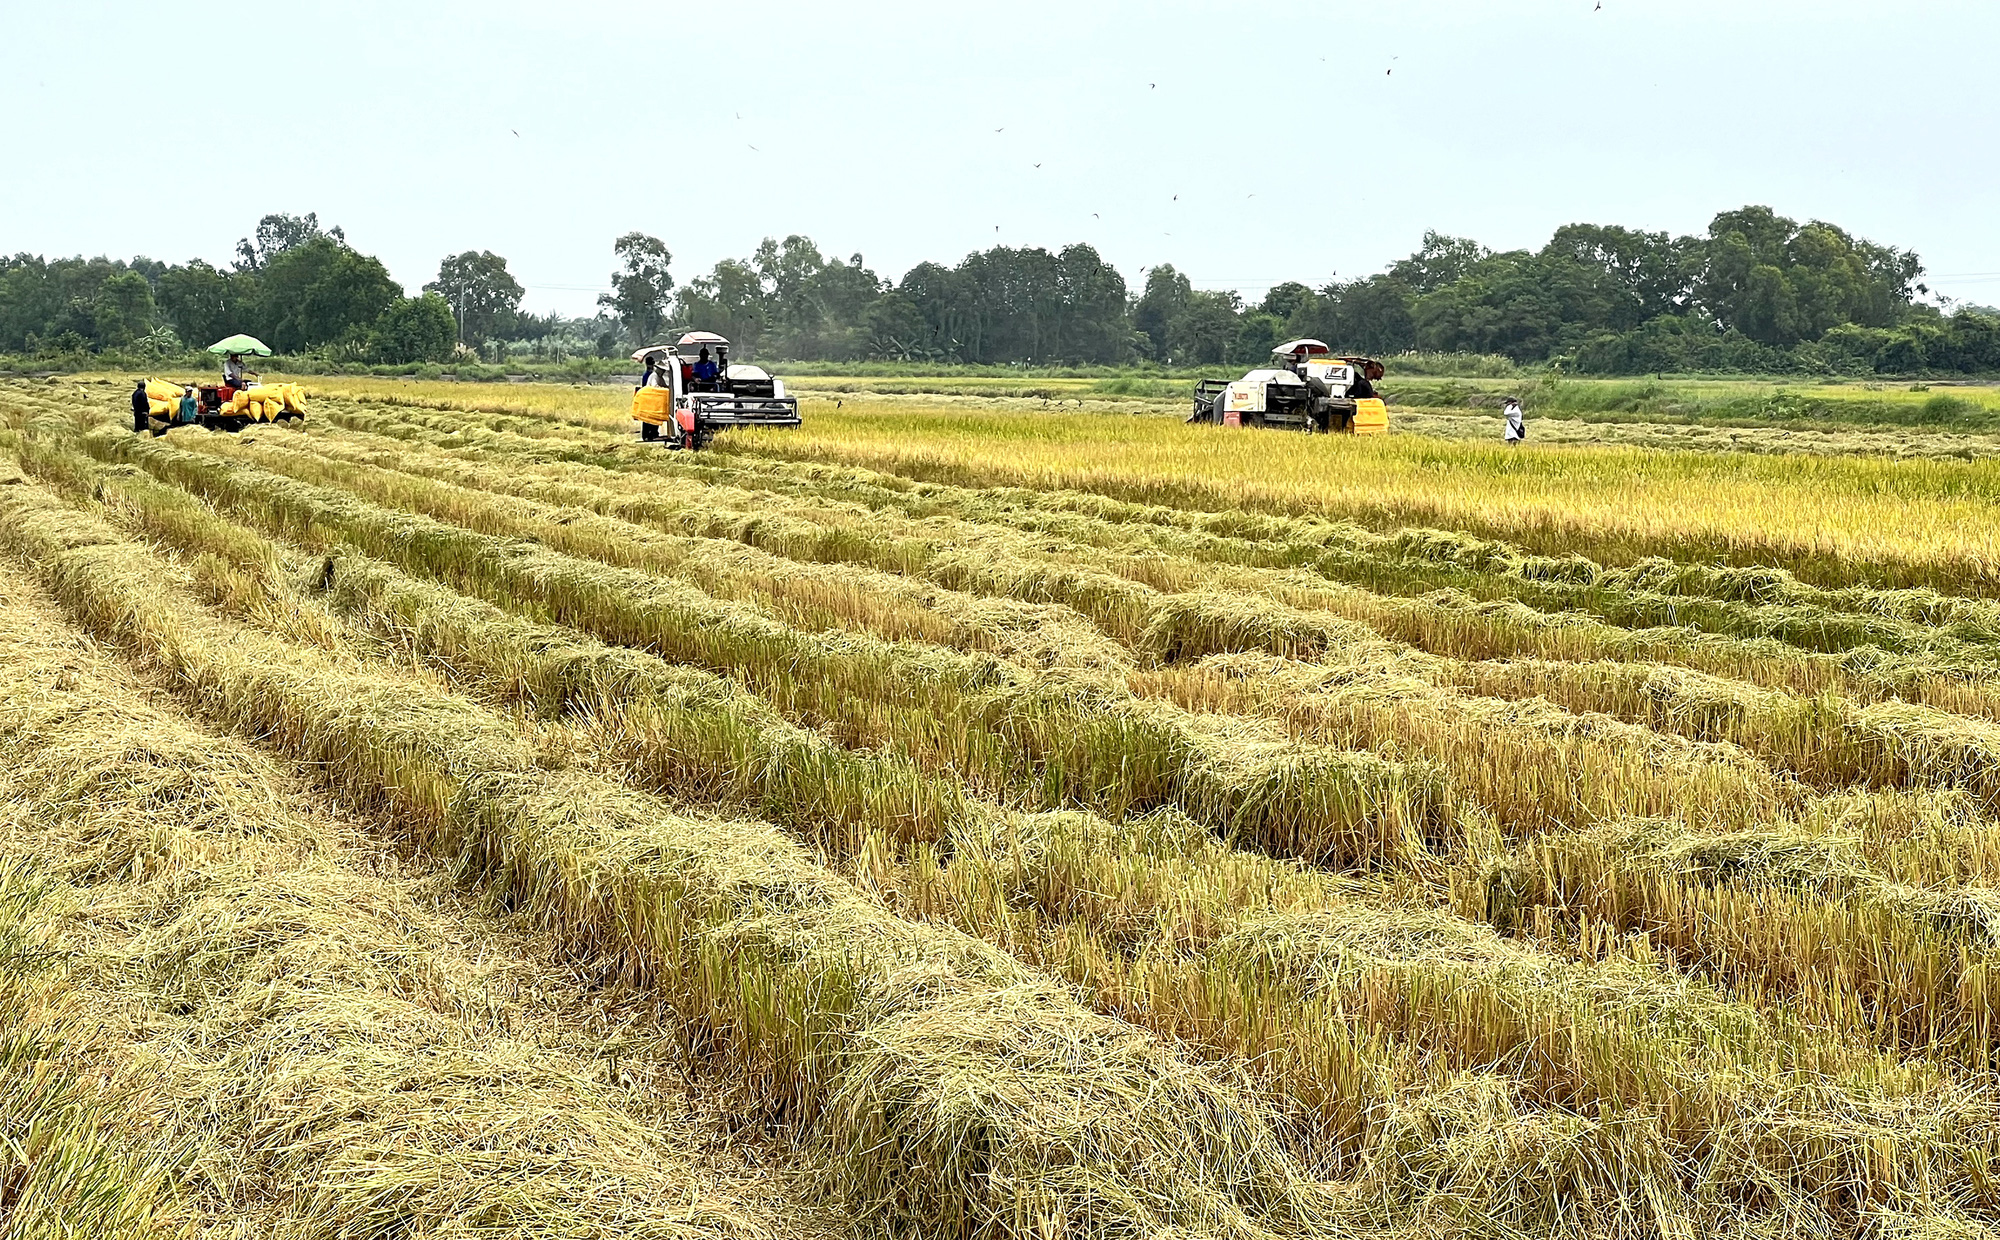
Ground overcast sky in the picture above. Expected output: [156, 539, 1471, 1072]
[5, 0, 1997, 315]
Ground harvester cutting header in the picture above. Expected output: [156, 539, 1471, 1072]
[1190, 339, 1388, 434]
[629, 331, 800, 450]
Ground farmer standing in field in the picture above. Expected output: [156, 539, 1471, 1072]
[638, 351, 671, 390]
[1504, 396, 1526, 445]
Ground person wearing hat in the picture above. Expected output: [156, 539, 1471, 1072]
[637, 351, 671, 390]
[1503, 396, 1526, 445]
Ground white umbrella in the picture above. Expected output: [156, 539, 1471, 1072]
[1272, 338, 1331, 356]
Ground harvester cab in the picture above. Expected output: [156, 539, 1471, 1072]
[629, 330, 801, 449]
[1189, 339, 1388, 434]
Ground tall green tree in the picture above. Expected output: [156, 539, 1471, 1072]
[1695, 206, 1920, 346]
[675, 257, 771, 353]
[1165, 290, 1242, 365]
[157, 260, 251, 348]
[0, 256, 164, 351]
[1133, 265, 1192, 360]
[1538, 223, 1697, 330]
[252, 235, 402, 353]
[599, 233, 674, 344]
[1411, 251, 1566, 361]
[369, 293, 458, 363]
[425, 250, 525, 345]
[234, 212, 344, 273]
[1258, 281, 1316, 324]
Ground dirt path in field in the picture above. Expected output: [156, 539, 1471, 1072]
[0, 557, 863, 1240]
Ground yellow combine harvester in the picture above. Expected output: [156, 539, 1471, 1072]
[1189, 339, 1388, 434]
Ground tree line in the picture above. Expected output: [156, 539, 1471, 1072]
[5, 206, 1996, 375]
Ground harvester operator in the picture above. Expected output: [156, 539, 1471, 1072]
[692, 347, 720, 391]
[1349, 361, 1382, 401]
[221, 351, 247, 389]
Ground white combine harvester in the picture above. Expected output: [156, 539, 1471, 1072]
[629, 330, 801, 449]
[1188, 339, 1388, 434]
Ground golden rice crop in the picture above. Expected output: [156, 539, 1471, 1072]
[300, 398, 2000, 660]
[15, 373, 2000, 1239]
[295, 395, 2000, 731]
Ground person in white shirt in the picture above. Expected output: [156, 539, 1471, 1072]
[222, 353, 246, 388]
[1503, 396, 1525, 445]
[638, 351, 672, 389]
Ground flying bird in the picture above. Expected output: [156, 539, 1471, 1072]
[1149, 82, 1156, 89]
[748, 144, 759, 151]
[1172, 194, 1178, 200]
[1386, 68, 1392, 75]
[1034, 162, 1041, 168]
[995, 127, 1005, 132]
[1092, 213, 1100, 219]
[511, 129, 519, 137]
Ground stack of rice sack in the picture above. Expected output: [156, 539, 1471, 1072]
[224, 382, 308, 422]
[143, 379, 187, 419]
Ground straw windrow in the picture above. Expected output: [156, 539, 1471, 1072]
[0, 474, 1336, 1240]
[61, 427, 1438, 869]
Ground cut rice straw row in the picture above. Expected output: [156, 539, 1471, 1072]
[0, 473, 1337, 1240]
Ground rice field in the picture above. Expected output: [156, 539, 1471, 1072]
[9, 373, 2000, 1238]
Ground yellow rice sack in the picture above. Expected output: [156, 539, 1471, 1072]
[145, 379, 183, 403]
[1350, 397, 1388, 435]
[632, 387, 671, 422]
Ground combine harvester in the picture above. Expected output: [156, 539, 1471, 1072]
[629, 331, 801, 450]
[131, 333, 306, 436]
[1189, 339, 1388, 434]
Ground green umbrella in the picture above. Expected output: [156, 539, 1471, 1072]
[206, 334, 273, 357]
